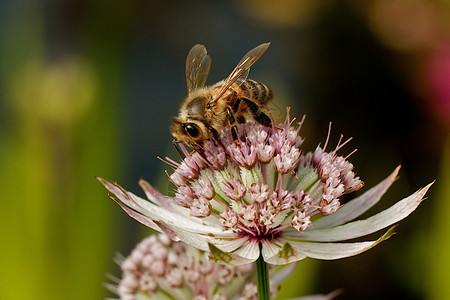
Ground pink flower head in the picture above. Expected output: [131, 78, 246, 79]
[107, 233, 285, 300]
[98, 110, 432, 266]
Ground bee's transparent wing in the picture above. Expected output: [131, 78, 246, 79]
[185, 44, 211, 95]
[235, 68, 250, 86]
[210, 42, 270, 106]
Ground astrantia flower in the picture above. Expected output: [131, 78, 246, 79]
[107, 233, 283, 300]
[98, 111, 432, 266]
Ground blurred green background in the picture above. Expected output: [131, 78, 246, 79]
[1, 0, 449, 299]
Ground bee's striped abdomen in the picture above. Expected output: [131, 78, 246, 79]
[240, 79, 273, 105]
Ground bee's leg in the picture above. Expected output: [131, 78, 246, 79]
[226, 107, 239, 141]
[242, 98, 272, 126]
[208, 126, 228, 150]
[231, 98, 246, 130]
[236, 116, 246, 124]
[232, 98, 241, 112]
[189, 143, 205, 155]
[231, 127, 238, 141]
[208, 126, 221, 141]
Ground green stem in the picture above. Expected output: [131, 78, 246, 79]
[256, 243, 270, 300]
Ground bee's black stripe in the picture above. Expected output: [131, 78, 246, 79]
[226, 107, 236, 125]
[243, 98, 271, 127]
[246, 79, 258, 96]
[232, 98, 241, 112]
[239, 81, 251, 98]
[243, 98, 259, 114]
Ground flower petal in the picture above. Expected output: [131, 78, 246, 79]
[285, 226, 395, 260]
[162, 222, 211, 251]
[109, 194, 161, 232]
[260, 239, 283, 262]
[213, 236, 250, 253]
[285, 182, 432, 241]
[138, 179, 188, 214]
[208, 244, 257, 266]
[262, 240, 307, 265]
[209, 239, 260, 265]
[98, 177, 162, 230]
[230, 239, 260, 263]
[308, 166, 400, 230]
[98, 178, 227, 236]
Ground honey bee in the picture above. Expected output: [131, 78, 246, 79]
[170, 43, 273, 147]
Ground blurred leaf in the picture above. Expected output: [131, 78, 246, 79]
[0, 52, 122, 300]
[425, 136, 450, 300]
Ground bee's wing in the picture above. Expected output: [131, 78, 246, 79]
[210, 42, 270, 106]
[185, 44, 211, 95]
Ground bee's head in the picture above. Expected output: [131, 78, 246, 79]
[170, 117, 208, 146]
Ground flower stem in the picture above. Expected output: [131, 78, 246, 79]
[256, 243, 270, 300]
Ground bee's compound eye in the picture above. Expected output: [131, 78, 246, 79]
[182, 123, 200, 138]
